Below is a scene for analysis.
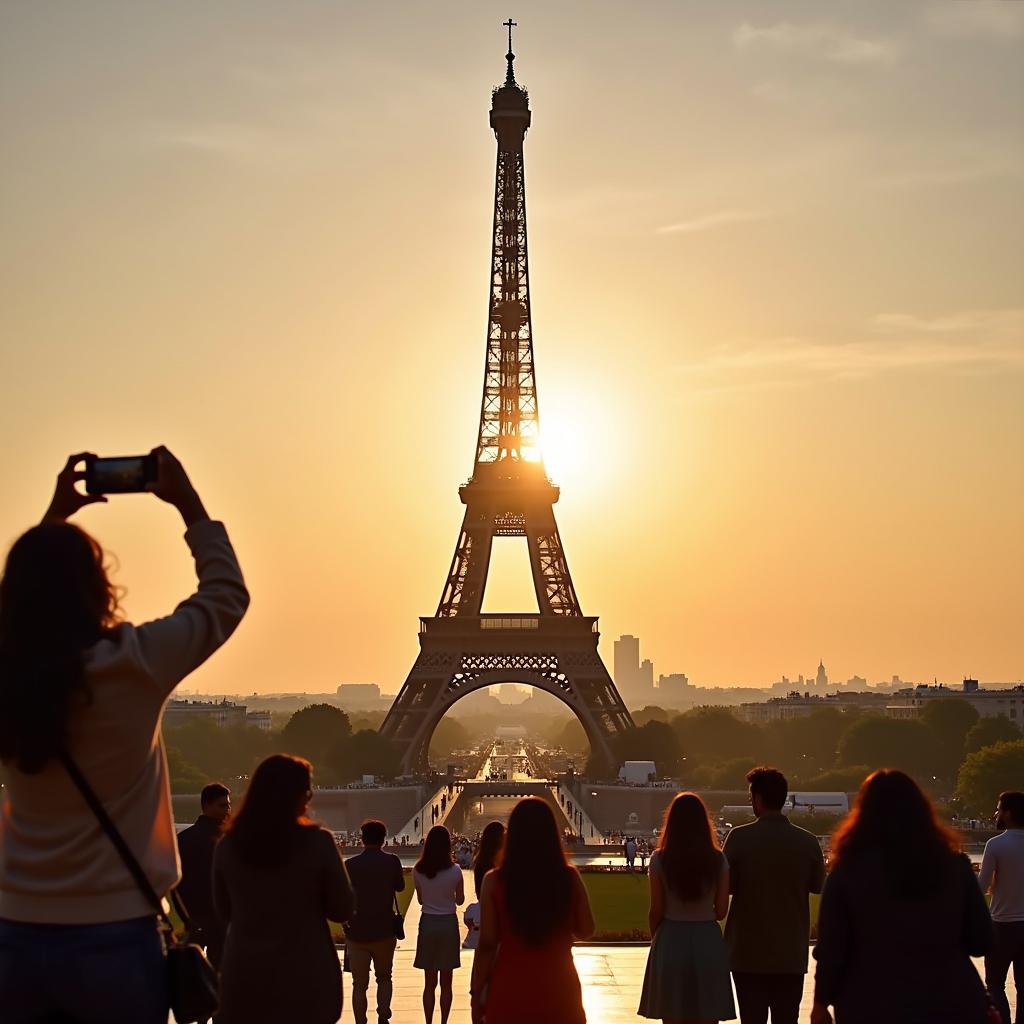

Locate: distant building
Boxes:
[888,679,1024,722]
[815,659,829,691]
[740,691,891,723]
[165,699,248,729]
[245,710,272,731]
[657,673,691,707]
[336,683,383,708]
[640,658,654,691]
[614,635,640,695]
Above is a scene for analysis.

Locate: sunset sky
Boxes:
[2,2,1021,696]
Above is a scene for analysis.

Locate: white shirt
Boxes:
[413,863,463,915]
[979,828,1024,922]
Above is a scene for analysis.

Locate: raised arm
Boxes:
[133,447,249,695]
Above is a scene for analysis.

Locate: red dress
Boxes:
[484,874,586,1024]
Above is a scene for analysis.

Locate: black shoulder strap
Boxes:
[58,749,181,931]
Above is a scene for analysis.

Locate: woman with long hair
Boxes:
[811,770,992,1024]
[470,797,594,1024]
[638,792,734,1024]
[414,824,465,1024]
[0,449,248,1024]
[463,820,505,949]
[212,754,354,1024]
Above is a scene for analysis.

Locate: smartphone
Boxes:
[85,455,158,495]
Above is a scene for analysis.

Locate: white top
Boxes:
[413,863,463,915]
[0,520,249,924]
[462,900,481,948]
[979,828,1024,922]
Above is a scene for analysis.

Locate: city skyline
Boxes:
[2,3,1022,694]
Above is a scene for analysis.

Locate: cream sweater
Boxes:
[0,518,249,924]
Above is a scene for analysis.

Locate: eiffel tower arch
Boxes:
[380,30,634,776]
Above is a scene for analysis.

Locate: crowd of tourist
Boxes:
[0,452,1022,1024]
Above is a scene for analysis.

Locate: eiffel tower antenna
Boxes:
[379,30,634,775]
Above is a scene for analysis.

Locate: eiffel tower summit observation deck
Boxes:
[380,27,634,775]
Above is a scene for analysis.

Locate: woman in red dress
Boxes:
[470,797,595,1024]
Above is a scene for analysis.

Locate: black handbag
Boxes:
[59,751,219,1024]
[393,893,405,940]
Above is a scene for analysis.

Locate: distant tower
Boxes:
[815,658,828,691]
[378,26,634,774]
[614,635,641,698]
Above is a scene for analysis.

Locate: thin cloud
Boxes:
[924,3,1024,39]
[733,22,902,66]
[677,317,1024,392]
[657,209,775,235]
[142,122,268,159]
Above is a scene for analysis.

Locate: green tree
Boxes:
[801,764,872,792]
[554,718,589,754]
[632,706,670,727]
[837,716,941,784]
[763,709,854,780]
[327,730,401,782]
[611,720,679,776]
[690,756,759,790]
[280,704,352,766]
[163,718,273,782]
[429,717,471,760]
[920,698,979,783]
[166,744,211,794]
[964,715,1021,754]
[956,740,1024,814]
[672,707,766,766]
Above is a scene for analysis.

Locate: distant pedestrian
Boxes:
[625,835,637,869]
[413,825,465,1024]
[811,769,992,1024]
[639,792,735,1022]
[464,820,505,950]
[979,790,1024,1024]
[723,766,825,1024]
[176,782,232,969]
[345,819,406,1024]
[470,797,594,1024]
[213,754,354,1024]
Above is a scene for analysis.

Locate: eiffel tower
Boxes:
[380,26,634,775]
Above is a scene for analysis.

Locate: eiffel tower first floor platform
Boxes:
[379,614,635,776]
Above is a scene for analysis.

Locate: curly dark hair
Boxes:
[0,522,121,773]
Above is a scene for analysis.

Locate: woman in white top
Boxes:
[0,448,249,1024]
[413,825,465,1024]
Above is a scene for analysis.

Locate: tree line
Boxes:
[550,698,1022,814]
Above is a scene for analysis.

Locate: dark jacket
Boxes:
[213,826,354,1024]
[176,815,222,924]
[345,846,405,942]
[813,850,991,1024]
[722,813,826,973]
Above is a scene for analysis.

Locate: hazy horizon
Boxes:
[2,2,1021,696]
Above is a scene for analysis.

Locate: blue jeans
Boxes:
[0,916,168,1024]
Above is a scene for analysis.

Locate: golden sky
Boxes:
[2,2,1021,694]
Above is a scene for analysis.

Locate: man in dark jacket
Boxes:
[345,819,406,1024]
[723,767,825,1024]
[176,782,231,967]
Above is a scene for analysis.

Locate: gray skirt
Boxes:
[413,913,461,972]
[638,919,736,1020]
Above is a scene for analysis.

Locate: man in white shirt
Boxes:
[979,790,1024,1024]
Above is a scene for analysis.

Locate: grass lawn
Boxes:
[581,872,823,942]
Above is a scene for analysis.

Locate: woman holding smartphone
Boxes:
[0,448,249,1023]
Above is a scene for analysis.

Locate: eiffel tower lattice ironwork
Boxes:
[380,31,635,775]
